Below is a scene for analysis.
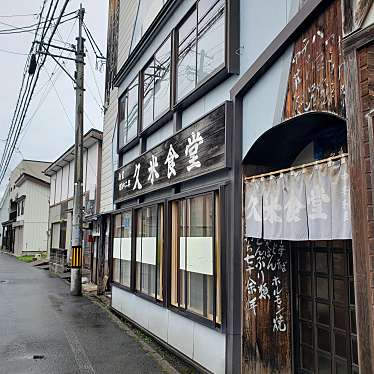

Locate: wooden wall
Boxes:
[284,0,345,119]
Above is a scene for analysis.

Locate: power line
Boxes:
[0,48,29,56]
[0,13,38,18]
[0,0,71,184]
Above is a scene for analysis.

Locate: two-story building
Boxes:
[0,160,50,256]
[98,0,374,373]
[44,128,102,276]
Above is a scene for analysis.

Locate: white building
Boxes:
[0,160,50,256]
[44,128,102,275]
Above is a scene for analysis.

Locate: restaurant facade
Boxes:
[98,0,374,372]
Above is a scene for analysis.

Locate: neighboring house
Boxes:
[0,160,50,256]
[96,0,374,373]
[44,128,102,276]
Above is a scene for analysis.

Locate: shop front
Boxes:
[110,103,233,374]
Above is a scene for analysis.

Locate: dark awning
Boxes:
[243,111,346,169]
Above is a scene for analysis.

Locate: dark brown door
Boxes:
[294,240,359,373]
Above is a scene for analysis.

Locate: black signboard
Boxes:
[114,104,229,202]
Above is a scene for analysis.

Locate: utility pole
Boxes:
[71,4,85,296]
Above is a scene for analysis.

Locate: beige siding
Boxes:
[100,0,138,213]
[117,1,138,68]
[100,88,118,213]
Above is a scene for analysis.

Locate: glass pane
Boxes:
[118,95,127,149]
[335,332,347,358]
[348,252,353,276]
[317,303,330,325]
[334,279,347,303]
[350,309,357,334]
[352,338,358,365]
[135,211,142,291]
[196,0,225,84]
[316,251,328,273]
[334,306,346,330]
[299,249,312,272]
[300,275,312,297]
[186,194,214,320]
[318,354,331,374]
[350,280,355,305]
[113,214,122,283]
[317,277,329,299]
[120,211,132,287]
[177,11,197,100]
[300,298,312,320]
[301,321,313,346]
[142,61,154,129]
[335,361,347,374]
[301,347,314,370]
[154,37,171,118]
[141,206,158,297]
[318,327,330,352]
[156,206,163,300]
[333,253,346,276]
[127,78,138,141]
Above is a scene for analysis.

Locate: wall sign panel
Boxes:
[114,104,229,202]
[284,0,345,119]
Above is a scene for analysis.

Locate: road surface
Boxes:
[0,252,173,374]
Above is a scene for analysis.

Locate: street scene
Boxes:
[1,0,374,373]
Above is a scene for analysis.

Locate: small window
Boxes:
[171,192,221,323]
[118,77,139,149]
[135,205,164,301]
[21,200,24,215]
[142,36,171,130]
[176,0,225,101]
[59,221,67,249]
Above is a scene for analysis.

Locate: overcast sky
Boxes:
[0,0,108,194]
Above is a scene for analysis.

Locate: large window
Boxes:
[142,36,172,130]
[135,205,163,301]
[177,0,225,101]
[113,211,132,287]
[171,192,221,324]
[118,78,139,149]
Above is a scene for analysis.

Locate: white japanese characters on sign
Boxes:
[185,131,204,172]
[133,163,142,190]
[164,144,179,179]
[147,155,160,185]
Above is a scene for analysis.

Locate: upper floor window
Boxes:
[118,77,139,150]
[130,0,167,52]
[176,0,225,101]
[142,36,172,130]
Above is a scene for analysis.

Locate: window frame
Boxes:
[117,76,141,153]
[111,200,166,305]
[167,189,223,329]
[134,203,165,303]
[140,34,173,134]
[111,209,135,292]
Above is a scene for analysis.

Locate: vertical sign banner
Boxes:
[242,238,291,373]
[305,164,332,240]
[245,180,263,238]
[282,171,308,241]
[331,159,351,239]
[263,177,284,240]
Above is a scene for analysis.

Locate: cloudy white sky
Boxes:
[0,0,108,193]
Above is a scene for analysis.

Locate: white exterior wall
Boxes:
[23,179,49,252]
[112,286,226,374]
[50,144,99,206]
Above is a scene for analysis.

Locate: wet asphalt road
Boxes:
[0,252,168,374]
